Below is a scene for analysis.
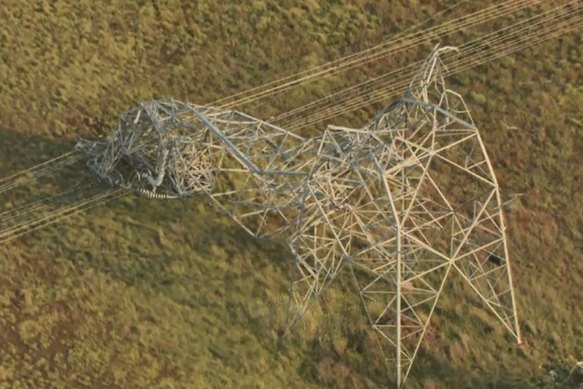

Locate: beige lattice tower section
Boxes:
[284,47,521,387]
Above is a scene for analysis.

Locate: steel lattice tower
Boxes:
[77,47,521,387]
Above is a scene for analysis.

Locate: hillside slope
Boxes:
[0,1,582,388]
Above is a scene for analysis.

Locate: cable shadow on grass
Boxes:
[0,128,287,317]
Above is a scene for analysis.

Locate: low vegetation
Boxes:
[0,1,582,387]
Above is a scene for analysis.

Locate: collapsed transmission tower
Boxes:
[75,47,521,387]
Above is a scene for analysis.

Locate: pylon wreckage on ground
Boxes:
[76,48,521,387]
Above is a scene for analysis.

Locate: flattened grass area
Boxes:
[0,1,582,388]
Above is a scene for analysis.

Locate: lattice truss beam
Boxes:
[77,47,521,387]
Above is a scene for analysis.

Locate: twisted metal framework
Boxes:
[76,48,521,387]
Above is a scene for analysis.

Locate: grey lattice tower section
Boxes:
[76,102,312,239]
[76,47,521,388]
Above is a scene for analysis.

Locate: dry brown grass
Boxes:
[0,1,582,387]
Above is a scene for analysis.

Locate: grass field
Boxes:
[0,1,582,388]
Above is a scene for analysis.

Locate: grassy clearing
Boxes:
[0,1,582,388]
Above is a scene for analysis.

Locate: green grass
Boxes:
[1,1,582,388]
